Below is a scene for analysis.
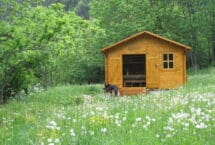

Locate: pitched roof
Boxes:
[101,31,191,53]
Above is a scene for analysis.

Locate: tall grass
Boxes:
[0,68,214,145]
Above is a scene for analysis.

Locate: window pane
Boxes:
[169,62,174,68]
[163,54,168,61]
[169,54,173,60]
[163,62,168,68]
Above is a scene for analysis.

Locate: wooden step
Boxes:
[119,87,147,96]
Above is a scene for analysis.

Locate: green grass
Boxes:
[0,68,215,145]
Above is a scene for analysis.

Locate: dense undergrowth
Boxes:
[0,68,215,145]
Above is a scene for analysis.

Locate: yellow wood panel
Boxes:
[107,58,122,88]
[146,54,160,88]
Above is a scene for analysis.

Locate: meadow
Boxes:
[0,68,215,145]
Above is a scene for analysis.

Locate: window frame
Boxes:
[162,53,174,69]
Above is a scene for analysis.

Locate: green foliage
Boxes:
[0,1,104,103]
[90,0,215,68]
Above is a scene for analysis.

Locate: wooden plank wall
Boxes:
[104,34,187,92]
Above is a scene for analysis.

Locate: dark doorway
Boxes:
[123,54,146,87]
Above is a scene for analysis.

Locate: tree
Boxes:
[0,1,104,103]
[90,0,215,68]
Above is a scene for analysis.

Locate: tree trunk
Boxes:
[0,88,4,104]
[212,12,215,63]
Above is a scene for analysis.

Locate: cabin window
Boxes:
[163,53,174,69]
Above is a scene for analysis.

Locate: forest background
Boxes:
[0,0,214,103]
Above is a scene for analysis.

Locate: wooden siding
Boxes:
[102,32,190,95]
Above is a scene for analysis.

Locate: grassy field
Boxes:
[0,68,215,145]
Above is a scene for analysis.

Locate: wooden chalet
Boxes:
[101,31,191,95]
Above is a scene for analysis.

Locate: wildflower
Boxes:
[166,134,172,138]
[142,125,147,129]
[122,117,127,121]
[145,116,151,121]
[135,117,142,122]
[56,127,61,131]
[72,119,77,123]
[196,122,208,129]
[184,122,189,127]
[70,129,76,137]
[50,121,57,126]
[89,130,94,136]
[101,128,107,133]
[114,113,119,119]
[47,138,52,142]
[96,107,104,111]
[54,138,60,143]
[156,134,160,138]
[151,118,156,122]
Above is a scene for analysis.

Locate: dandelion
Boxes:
[166,134,172,138]
[142,125,147,129]
[47,138,52,142]
[56,127,61,131]
[132,124,136,127]
[49,121,57,126]
[96,107,104,111]
[156,134,160,138]
[196,122,208,129]
[184,122,189,127]
[122,117,127,121]
[145,116,151,121]
[54,138,60,143]
[70,128,76,137]
[135,117,142,122]
[89,130,94,136]
[151,118,156,122]
[72,119,77,123]
[101,128,107,133]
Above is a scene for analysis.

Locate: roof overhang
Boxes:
[101,31,191,53]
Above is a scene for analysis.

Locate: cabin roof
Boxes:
[101,31,191,53]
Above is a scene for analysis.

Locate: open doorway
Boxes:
[123,54,146,87]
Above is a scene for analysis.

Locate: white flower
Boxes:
[156,134,160,138]
[46,125,54,130]
[132,124,136,127]
[54,138,60,143]
[122,117,127,121]
[50,121,57,126]
[70,128,76,137]
[151,118,156,122]
[135,117,142,122]
[72,119,77,123]
[142,125,147,129]
[166,134,172,138]
[184,123,189,127]
[196,122,208,129]
[67,117,71,120]
[96,107,104,111]
[89,130,94,135]
[146,116,151,121]
[48,143,54,145]
[47,138,52,142]
[101,128,107,133]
